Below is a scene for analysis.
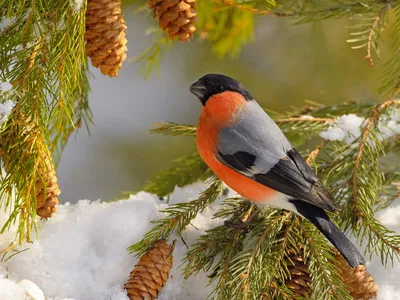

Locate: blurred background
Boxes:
[57,2,393,203]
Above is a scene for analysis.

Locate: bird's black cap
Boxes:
[189,74,253,105]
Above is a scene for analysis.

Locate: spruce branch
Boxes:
[197,0,255,58]
[298,220,351,299]
[183,199,251,299]
[132,30,173,79]
[128,177,223,257]
[140,151,210,198]
[0,0,90,241]
[275,117,335,124]
[306,139,328,165]
[352,100,400,217]
[213,0,291,17]
[364,5,390,66]
[151,122,197,137]
[0,110,56,242]
[346,3,390,66]
[228,210,292,299]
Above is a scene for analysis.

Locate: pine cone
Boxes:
[149,0,197,42]
[335,252,378,300]
[125,240,174,300]
[285,253,312,298]
[35,149,60,218]
[85,0,128,77]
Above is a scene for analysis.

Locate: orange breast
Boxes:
[196,92,277,202]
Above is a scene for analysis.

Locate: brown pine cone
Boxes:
[125,240,174,300]
[85,0,128,77]
[285,253,312,298]
[35,149,60,218]
[149,0,197,42]
[335,252,378,300]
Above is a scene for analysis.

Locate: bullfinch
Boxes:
[190,73,365,268]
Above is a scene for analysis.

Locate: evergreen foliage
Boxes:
[137,0,400,96]
[131,100,400,299]
[0,1,90,241]
[1,0,400,298]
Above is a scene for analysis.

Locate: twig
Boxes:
[276,117,335,124]
[213,0,292,17]
[0,242,15,256]
[365,15,380,66]
[365,5,389,66]
[352,100,400,217]
[306,139,328,164]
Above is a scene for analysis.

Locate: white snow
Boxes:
[0,183,228,300]
[0,82,12,92]
[320,114,365,143]
[320,110,400,144]
[378,109,400,139]
[0,100,14,126]
[372,201,400,299]
[70,0,84,12]
[0,184,399,299]
[0,274,44,300]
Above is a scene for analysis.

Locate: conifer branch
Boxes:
[0,0,89,240]
[306,139,328,165]
[275,117,335,124]
[365,6,387,66]
[352,100,400,217]
[128,177,223,257]
[140,152,210,198]
[151,122,197,137]
[213,0,291,17]
[298,221,351,299]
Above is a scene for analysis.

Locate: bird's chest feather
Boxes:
[196,109,277,202]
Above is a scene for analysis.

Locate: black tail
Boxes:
[291,200,365,268]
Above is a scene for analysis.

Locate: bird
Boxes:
[190,73,365,268]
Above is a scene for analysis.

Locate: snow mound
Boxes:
[0,183,225,300]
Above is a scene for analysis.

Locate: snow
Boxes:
[320,109,400,144]
[320,114,365,143]
[0,275,44,300]
[70,0,84,12]
[0,81,15,126]
[0,183,399,299]
[372,201,400,300]
[0,100,14,126]
[0,183,227,300]
[378,109,400,139]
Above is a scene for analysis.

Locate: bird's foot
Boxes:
[224,209,260,230]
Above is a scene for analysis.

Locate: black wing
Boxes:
[218,148,338,212]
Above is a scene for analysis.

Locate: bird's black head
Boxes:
[189,74,253,105]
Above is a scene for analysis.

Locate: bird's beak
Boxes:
[189,80,207,99]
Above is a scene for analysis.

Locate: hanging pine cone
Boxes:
[285,252,312,298]
[85,0,128,77]
[148,0,197,42]
[335,252,378,300]
[35,148,60,218]
[125,240,174,300]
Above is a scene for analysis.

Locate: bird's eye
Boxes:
[216,85,224,92]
